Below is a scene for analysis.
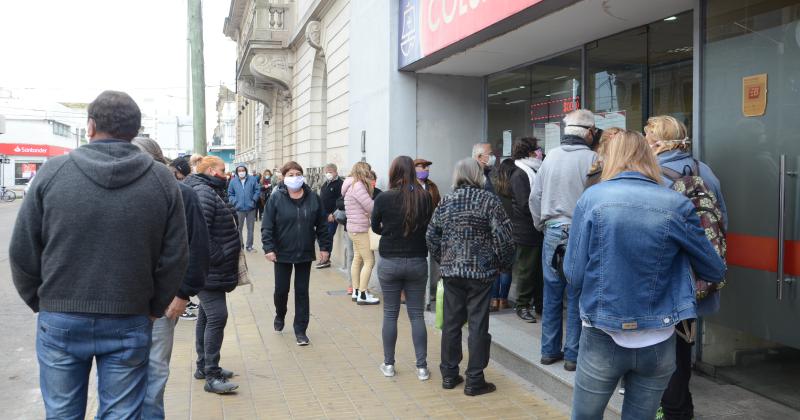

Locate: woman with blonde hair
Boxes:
[342,161,380,304]
[564,130,726,419]
[646,116,727,419]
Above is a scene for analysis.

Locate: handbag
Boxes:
[237,250,253,290]
[369,229,381,251]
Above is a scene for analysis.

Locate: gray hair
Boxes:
[132,137,167,164]
[452,158,485,189]
[471,142,491,158]
[324,163,338,172]
[563,109,596,138]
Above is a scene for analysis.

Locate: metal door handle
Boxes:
[777,155,796,300]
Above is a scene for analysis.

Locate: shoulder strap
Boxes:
[661,166,683,182]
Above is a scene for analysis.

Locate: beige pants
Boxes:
[349,231,374,292]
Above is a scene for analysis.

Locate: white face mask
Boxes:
[237,171,246,178]
[284,175,305,190]
[486,154,496,167]
[325,173,334,181]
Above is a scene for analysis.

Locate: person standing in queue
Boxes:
[427,158,515,396]
[342,162,380,305]
[318,163,344,269]
[564,130,726,420]
[262,161,332,346]
[373,156,434,381]
[184,156,241,394]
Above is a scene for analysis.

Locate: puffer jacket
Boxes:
[184,174,240,292]
[262,183,332,263]
[426,185,516,280]
[341,177,374,233]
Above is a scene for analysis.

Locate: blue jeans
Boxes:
[36,311,152,420]
[492,272,512,299]
[572,327,676,420]
[378,257,428,368]
[541,225,581,362]
[144,316,178,420]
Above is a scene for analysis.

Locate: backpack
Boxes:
[662,160,727,301]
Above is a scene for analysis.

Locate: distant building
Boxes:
[209,86,237,172]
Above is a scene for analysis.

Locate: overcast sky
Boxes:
[0,0,236,139]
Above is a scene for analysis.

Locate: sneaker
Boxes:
[351,289,359,302]
[357,291,380,305]
[180,310,197,320]
[618,387,625,396]
[442,375,464,390]
[515,307,536,323]
[316,261,331,269]
[416,367,431,381]
[380,363,396,377]
[187,302,199,311]
[296,333,310,346]
[274,316,284,332]
[204,374,238,394]
[194,367,234,380]
[464,382,496,396]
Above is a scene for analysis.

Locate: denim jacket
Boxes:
[563,171,727,332]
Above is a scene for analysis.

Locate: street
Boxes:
[2,200,568,419]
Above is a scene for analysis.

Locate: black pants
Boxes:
[513,244,543,311]
[274,262,312,334]
[195,290,228,375]
[440,277,493,387]
[661,320,694,419]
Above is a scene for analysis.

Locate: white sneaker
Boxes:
[351,289,358,302]
[357,291,380,305]
[416,367,430,381]
[380,363,396,377]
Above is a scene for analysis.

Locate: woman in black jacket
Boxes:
[262,161,332,346]
[184,156,241,395]
[372,156,433,381]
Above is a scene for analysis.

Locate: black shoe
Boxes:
[442,375,464,389]
[187,302,199,311]
[540,356,563,365]
[204,374,239,394]
[564,360,577,372]
[464,382,497,396]
[515,307,536,323]
[180,310,197,321]
[194,367,234,380]
[296,333,310,346]
[274,316,284,332]
[316,261,331,269]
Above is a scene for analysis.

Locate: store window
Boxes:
[530,50,581,152]
[15,161,41,185]
[487,68,531,157]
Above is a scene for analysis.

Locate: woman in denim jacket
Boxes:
[563,130,726,420]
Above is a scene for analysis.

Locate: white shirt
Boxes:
[583,321,674,349]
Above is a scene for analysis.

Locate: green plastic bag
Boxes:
[435,279,444,329]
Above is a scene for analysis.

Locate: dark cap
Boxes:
[170,156,191,177]
[414,158,432,167]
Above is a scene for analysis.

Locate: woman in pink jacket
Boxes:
[342,162,380,305]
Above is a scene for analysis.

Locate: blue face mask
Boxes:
[284,175,305,190]
[416,170,429,180]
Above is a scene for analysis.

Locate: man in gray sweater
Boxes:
[529,109,598,372]
[10,91,189,419]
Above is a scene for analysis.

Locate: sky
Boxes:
[0,0,236,142]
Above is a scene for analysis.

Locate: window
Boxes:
[51,121,71,137]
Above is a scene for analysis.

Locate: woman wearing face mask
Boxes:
[262,161,332,346]
[414,158,441,208]
[342,162,380,305]
[183,156,241,394]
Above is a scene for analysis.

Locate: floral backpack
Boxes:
[663,160,727,300]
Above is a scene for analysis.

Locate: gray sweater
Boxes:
[530,139,597,230]
[10,140,189,317]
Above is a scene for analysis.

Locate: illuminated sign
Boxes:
[531,96,581,122]
[399,0,545,68]
[0,143,72,157]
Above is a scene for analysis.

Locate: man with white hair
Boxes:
[529,109,599,372]
[472,142,497,193]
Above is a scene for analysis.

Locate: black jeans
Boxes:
[195,290,228,375]
[513,244,543,311]
[440,277,493,387]
[378,257,428,368]
[274,262,312,334]
[661,320,695,420]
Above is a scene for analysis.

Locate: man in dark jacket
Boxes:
[509,138,544,323]
[10,91,189,418]
[228,163,261,252]
[317,163,343,269]
[132,137,210,419]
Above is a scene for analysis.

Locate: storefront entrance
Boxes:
[700,0,800,410]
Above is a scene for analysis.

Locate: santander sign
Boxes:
[420,0,543,56]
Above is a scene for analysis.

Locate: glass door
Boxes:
[701,0,800,410]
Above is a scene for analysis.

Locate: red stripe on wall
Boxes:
[727,233,800,276]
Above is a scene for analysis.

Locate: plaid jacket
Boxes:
[426,185,515,280]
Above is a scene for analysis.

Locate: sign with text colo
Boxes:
[399,0,544,68]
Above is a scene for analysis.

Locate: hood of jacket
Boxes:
[235,164,248,176]
[69,141,153,189]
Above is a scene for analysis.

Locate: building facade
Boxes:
[224,0,350,186]
[210,86,238,171]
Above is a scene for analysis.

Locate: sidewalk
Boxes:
[85,233,569,419]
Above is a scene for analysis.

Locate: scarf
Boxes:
[514,157,541,188]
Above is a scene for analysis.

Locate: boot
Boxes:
[489,299,499,312]
[499,299,510,310]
